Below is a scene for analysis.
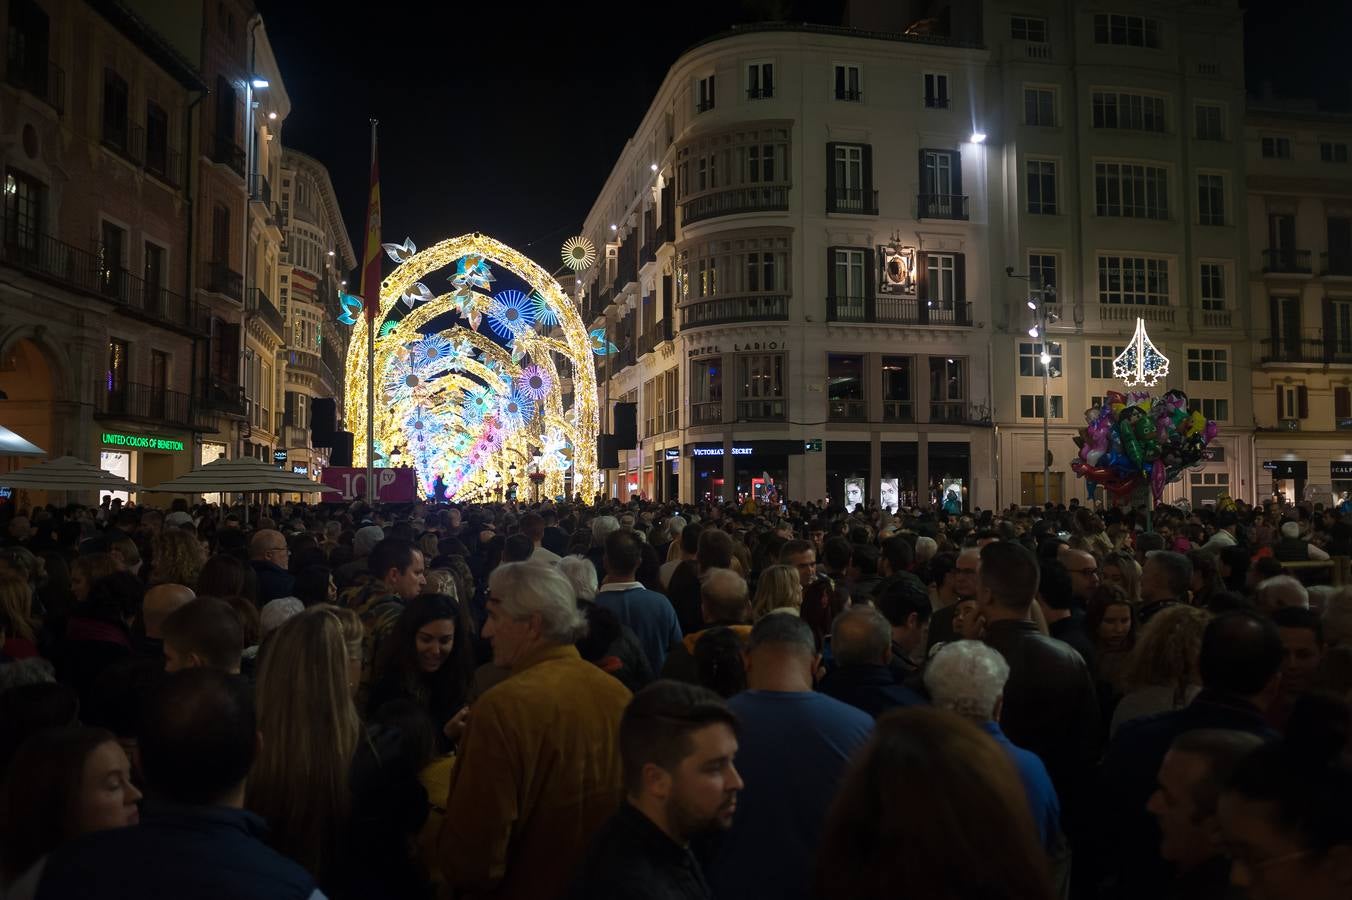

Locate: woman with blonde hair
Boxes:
[0,573,38,658]
[752,564,802,619]
[150,527,205,588]
[69,554,119,605]
[1110,604,1211,735]
[247,605,361,882]
[1101,552,1142,606]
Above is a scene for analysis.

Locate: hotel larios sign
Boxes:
[101,432,184,452]
[687,341,781,360]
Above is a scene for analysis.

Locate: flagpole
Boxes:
[365,118,377,507]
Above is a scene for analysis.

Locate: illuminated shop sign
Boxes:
[101,433,184,451]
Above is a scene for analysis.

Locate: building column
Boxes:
[917,431,930,507]
[722,436,736,503]
[869,431,882,506]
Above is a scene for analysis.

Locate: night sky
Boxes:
[256,0,1348,281]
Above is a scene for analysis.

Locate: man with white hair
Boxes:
[439,561,631,900]
[1273,519,1330,562]
[1254,574,1310,613]
[587,515,621,581]
[924,640,1062,852]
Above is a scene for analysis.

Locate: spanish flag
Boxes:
[359,120,381,321]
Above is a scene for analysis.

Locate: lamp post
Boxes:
[241,58,267,463]
[1007,269,1059,505]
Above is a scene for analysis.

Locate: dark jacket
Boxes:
[661,623,752,684]
[252,559,297,603]
[818,663,927,718]
[666,560,703,636]
[1094,690,1276,897]
[983,618,1101,835]
[1049,613,1098,671]
[36,804,317,900]
[542,525,570,558]
[926,602,959,650]
[568,802,711,900]
[1274,536,1310,562]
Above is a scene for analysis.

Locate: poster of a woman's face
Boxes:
[845,478,865,510]
[880,478,899,514]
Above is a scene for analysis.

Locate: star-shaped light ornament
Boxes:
[382,237,417,264]
[1113,318,1170,387]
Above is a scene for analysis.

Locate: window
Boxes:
[1094,162,1169,219]
[834,64,861,101]
[696,258,717,297]
[1195,104,1224,140]
[1331,299,1352,353]
[107,338,128,392]
[663,369,679,432]
[1092,91,1166,132]
[1019,342,1062,377]
[99,220,127,297]
[1011,15,1048,41]
[1321,141,1349,163]
[1189,471,1230,507]
[1277,384,1308,420]
[924,73,950,108]
[643,379,658,439]
[929,357,966,421]
[926,253,956,304]
[145,102,169,177]
[747,62,773,99]
[1020,394,1064,418]
[1336,386,1352,427]
[1261,136,1292,159]
[882,356,913,421]
[102,69,129,152]
[3,168,45,250]
[1021,471,1064,505]
[1024,87,1055,126]
[144,242,166,304]
[833,142,865,190]
[745,144,777,182]
[1200,263,1226,311]
[1026,160,1057,214]
[150,350,168,395]
[1098,256,1169,306]
[1271,296,1301,354]
[1093,13,1162,48]
[744,251,778,292]
[1188,398,1229,422]
[1089,344,1126,379]
[7,0,51,94]
[828,354,865,420]
[833,248,867,303]
[738,353,785,420]
[696,74,715,112]
[1187,348,1228,382]
[921,149,959,197]
[1029,253,1057,291]
[1197,173,1225,225]
[214,74,236,144]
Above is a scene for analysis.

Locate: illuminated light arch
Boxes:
[345,233,598,500]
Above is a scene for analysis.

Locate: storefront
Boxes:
[881,441,920,512]
[687,441,801,504]
[826,441,870,512]
[98,429,192,505]
[1263,459,1308,505]
[1332,460,1352,506]
[929,441,971,513]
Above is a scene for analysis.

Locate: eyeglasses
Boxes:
[1068,568,1100,577]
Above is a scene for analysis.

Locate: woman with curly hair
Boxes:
[149,527,205,589]
[1110,604,1211,736]
[1100,551,1142,606]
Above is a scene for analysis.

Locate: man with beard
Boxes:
[569,681,743,899]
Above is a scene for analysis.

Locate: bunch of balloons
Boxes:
[1071,389,1218,504]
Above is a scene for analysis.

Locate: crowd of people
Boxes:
[0,491,1349,900]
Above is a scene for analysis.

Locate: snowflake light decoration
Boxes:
[485,290,536,339]
[462,385,493,423]
[518,364,554,399]
[384,363,428,401]
[409,335,454,368]
[528,290,558,327]
[1113,318,1170,387]
[561,236,597,271]
[498,388,536,428]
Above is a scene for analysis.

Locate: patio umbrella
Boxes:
[0,425,46,457]
[0,455,141,491]
[142,456,338,495]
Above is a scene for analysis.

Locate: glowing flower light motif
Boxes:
[1113,318,1170,387]
[336,292,364,325]
[384,362,427,400]
[378,319,400,337]
[507,339,527,365]
[449,254,495,298]
[409,335,454,368]
[481,420,505,452]
[561,236,597,271]
[462,386,493,423]
[518,364,554,400]
[528,290,558,327]
[485,290,536,339]
[444,338,475,371]
[589,327,618,356]
[401,282,434,309]
[498,388,536,428]
[382,237,417,264]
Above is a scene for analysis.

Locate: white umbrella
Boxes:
[0,455,141,490]
[142,456,339,495]
[0,425,46,457]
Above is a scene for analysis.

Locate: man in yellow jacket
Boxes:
[439,561,632,899]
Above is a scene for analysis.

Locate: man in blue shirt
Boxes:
[596,529,682,674]
[707,614,873,900]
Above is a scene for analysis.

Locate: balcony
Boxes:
[4,57,64,113]
[1260,337,1352,365]
[681,185,789,226]
[144,143,182,188]
[826,295,972,326]
[101,119,144,166]
[1025,42,1053,60]
[692,402,722,426]
[827,188,879,215]
[638,318,673,356]
[737,399,785,421]
[249,287,285,339]
[286,349,322,376]
[747,87,773,99]
[211,134,246,178]
[0,217,204,333]
[249,173,272,205]
[835,89,863,102]
[199,377,246,418]
[883,400,914,422]
[1322,250,1352,276]
[696,99,715,113]
[680,293,788,329]
[918,193,969,220]
[829,399,866,421]
[1262,248,1312,274]
[1098,302,1175,325]
[202,261,243,302]
[96,381,194,429]
[930,402,967,422]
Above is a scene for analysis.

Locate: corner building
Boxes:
[581,16,996,508]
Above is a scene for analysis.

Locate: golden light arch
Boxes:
[344,233,599,500]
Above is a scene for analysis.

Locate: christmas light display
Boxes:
[1113,318,1170,387]
[344,232,599,500]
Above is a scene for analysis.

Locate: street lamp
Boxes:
[1007,268,1059,505]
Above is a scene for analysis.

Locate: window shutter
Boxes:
[1323,297,1336,361]
[1336,386,1352,419]
[919,149,929,197]
[954,252,967,301]
[708,74,715,108]
[916,251,930,300]
[764,64,774,96]
[1298,385,1309,418]
[952,150,964,197]
[1276,384,1285,419]
[826,142,838,201]
[1269,297,1281,348]
[864,247,876,320]
[826,246,838,299]
[862,144,874,200]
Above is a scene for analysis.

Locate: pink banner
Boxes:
[320,467,418,503]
